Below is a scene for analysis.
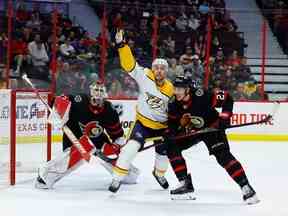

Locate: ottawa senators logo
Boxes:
[185,116,205,132]
[79,121,103,138]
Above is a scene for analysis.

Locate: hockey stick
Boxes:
[142,101,280,151]
[22,74,91,161]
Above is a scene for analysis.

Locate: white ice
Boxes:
[0,141,287,216]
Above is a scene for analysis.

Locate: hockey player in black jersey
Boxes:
[165,76,259,204]
[35,81,139,189]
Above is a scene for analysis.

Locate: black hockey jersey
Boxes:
[167,88,233,134]
[62,94,123,149]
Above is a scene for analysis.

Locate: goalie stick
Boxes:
[22,74,91,161]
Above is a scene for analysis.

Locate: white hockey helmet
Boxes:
[152,58,169,71]
[89,80,108,106]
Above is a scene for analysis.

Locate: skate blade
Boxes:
[171,193,196,200]
[34,181,50,189]
[245,195,260,205]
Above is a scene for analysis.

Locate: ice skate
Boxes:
[170,174,196,200]
[108,178,122,193]
[242,184,260,205]
[152,169,169,189]
[35,176,50,189]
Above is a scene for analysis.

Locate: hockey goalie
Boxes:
[35,81,139,189]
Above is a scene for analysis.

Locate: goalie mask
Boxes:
[89,81,108,107]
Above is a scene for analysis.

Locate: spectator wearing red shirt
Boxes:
[11,36,28,75]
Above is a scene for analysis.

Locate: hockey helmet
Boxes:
[89,80,108,106]
[173,75,191,88]
[152,58,169,71]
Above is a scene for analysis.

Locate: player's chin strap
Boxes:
[143,101,281,151]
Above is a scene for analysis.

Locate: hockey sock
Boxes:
[113,139,141,179]
[169,155,188,181]
[215,152,249,187]
[154,153,169,177]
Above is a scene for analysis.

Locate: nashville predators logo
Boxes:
[145,92,166,113]
[79,121,103,138]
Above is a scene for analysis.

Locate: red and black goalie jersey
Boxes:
[62,94,124,150]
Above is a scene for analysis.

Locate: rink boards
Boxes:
[112,100,288,141]
[0,92,287,144]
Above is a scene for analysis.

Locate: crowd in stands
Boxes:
[0,0,264,101]
[0,0,101,93]
[256,0,288,55]
[90,0,261,100]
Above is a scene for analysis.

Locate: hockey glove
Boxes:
[101,143,121,160]
[180,113,192,128]
[115,29,125,48]
[218,112,232,129]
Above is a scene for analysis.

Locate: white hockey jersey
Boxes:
[118,45,174,129]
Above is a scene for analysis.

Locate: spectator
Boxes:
[28,34,49,66]
[231,83,249,100]
[27,34,49,80]
[179,46,194,67]
[167,58,184,81]
[26,13,42,30]
[56,62,77,95]
[162,35,175,59]
[60,38,76,60]
[15,1,30,27]
[108,79,124,98]
[234,56,252,83]
[11,35,28,75]
[188,13,200,30]
[175,13,188,32]
[184,54,204,85]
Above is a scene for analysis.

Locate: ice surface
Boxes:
[0,141,287,216]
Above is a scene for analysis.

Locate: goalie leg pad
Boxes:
[36,136,95,189]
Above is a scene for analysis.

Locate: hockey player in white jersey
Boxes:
[108,29,174,193]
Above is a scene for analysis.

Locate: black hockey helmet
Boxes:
[173,75,191,88]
